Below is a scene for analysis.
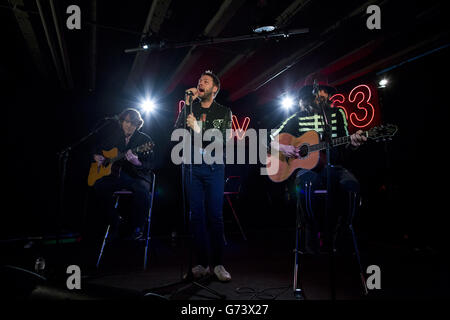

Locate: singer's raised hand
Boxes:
[185,87,198,105]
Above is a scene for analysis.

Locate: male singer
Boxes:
[174,70,232,281]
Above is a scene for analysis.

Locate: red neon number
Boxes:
[329,84,376,129]
[231,115,250,140]
[348,84,375,128]
[330,93,348,120]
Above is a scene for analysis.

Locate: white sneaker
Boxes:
[190,265,210,279]
[213,265,231,282]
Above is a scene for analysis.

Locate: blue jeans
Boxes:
[186,163,225,267]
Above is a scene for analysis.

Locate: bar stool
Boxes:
[223,176,247,241]
[96,172,156,271]
[293,184,368,298]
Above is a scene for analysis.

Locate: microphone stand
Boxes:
[317,95,336,301]
[161,93,225,300]
[56,118,115,253]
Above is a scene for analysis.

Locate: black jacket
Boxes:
[174,100,232,162]
[175,100,232,137]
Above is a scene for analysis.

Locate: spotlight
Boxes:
[378,78,388,88]
[281,95,295,110]
[142,44,149,50]
[253,25,276,33]
[140,98,155,113]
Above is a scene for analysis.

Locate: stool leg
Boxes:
[144,173,156,271]
[293,221,305,299]
[332,216,343,253]
[293,190,307,299]
[349,223,368,295]
[348,192,368,295]
[226,195,247,241]
[143,203,153,270]
[96,224,110,269]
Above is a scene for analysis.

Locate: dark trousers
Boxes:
[186,163,225,267]
[92,171,151,237]
[295,165,360,253]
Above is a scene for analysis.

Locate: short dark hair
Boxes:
[118,108,144,130]
[201,70,220,97]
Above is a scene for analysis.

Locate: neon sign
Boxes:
[231,115,250,140]
[330,83,380,131]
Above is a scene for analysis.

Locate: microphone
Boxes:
[104,115,119,121]
[312,79,319,96]
[185,90,194,96]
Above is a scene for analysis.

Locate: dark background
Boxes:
[2,0,449,255]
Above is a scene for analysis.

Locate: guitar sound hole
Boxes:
[298,145,309,158]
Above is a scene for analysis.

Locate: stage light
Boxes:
[378,78,388,88]
[253,25,276,33]
[281,95,295,110]
[142,44,149,50]
[140,98,155,113]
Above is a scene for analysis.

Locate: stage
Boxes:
[1,226,447,300]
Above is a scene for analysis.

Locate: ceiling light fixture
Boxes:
[253,25,276,33]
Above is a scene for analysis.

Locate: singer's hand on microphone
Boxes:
[185,87,198,105]
[186,113,201,133]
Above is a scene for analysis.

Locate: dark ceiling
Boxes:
[3,0,448,107]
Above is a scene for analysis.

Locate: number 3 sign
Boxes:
[330,84,380,132]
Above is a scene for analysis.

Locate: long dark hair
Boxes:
[118,108,144,130]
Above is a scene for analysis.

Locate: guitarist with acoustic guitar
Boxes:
[269,83,366,254]
[90,108,155,242]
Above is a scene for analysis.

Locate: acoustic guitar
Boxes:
[87,141,154,186]
[266,124,398,183]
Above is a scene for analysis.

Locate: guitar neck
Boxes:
[310,131,368,152]
[110,145,142,163]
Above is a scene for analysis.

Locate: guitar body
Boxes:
[87,147,120,186]
[267,131,320,183]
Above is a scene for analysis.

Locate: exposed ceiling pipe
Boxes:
[7,0,49,78]
[49,0,73,89]
[229,0,380,101]
[88,0,97,92]
[35,0,66,88]
[125,0,172,91]
[164,0,245,94]
[219,0,310,79]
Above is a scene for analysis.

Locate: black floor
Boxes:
[1,226,448,301]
